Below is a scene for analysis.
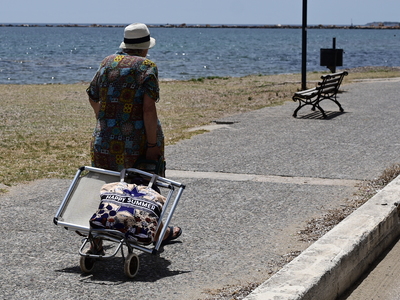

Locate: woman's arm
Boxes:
[89,98,101,119]
[143,93,161,160]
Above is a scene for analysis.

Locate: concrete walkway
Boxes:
[1,77,400,300]
[342,237,400,300]
[243,173,400,300]
[167,77,400,300]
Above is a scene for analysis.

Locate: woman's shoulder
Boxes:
[142,58,157,68]
[99,53,119,65]
[110,53,156,66]
[99,53,157,77]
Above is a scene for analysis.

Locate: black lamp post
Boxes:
[301,0,307,90]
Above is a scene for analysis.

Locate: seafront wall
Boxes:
[2,23,400,29]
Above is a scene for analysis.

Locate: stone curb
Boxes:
[244,175,400,300]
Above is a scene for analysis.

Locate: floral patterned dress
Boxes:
[87,52,164,171]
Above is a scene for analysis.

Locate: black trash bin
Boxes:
[320,48,343,68]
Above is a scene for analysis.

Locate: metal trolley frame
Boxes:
[54,166,185,278]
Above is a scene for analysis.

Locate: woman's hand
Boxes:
[146,146,161,161]
[89,98,101,119]
[143,94,161,161]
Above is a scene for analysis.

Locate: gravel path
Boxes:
[1,78,400,299]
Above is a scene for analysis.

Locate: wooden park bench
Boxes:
[292,71,348,118]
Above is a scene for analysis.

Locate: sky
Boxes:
[1,0,399,26]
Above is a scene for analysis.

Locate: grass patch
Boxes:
[1,67,399,188]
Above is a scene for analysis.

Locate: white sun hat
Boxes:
[119,23,156,50]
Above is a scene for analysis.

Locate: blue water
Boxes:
[0,26,399,84]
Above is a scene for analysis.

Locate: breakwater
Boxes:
[1,23,400,29]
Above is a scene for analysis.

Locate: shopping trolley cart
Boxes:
[54,166,185,278]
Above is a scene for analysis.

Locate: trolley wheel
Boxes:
[124,253,139,278]
[80,250,96,274]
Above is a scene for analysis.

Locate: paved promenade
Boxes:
[341,238,400,299]
[1,77,400,299]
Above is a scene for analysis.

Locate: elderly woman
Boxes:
[87,23,163,171]
[87,23,181,251]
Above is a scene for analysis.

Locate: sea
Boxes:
[1,25,399,84]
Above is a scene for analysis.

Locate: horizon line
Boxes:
[2,21,400,27]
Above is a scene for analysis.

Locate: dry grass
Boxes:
[1,67,399,189]
[0,84,92,189]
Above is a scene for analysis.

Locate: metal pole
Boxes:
[332,37,336,73]
[301,0,307,90]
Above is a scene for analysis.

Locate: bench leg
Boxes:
[293,101,305,118]
[318,107,328,118]
[313,102,327,118]
[321,96,344,113]
[293,101,327,118]
[333,99,344,112]
[293,107,300,118]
